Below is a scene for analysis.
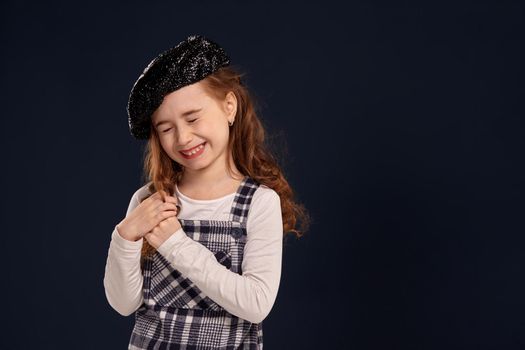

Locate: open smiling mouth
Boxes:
[179,142,206,159]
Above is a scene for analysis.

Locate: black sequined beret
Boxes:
[126,34,231,140]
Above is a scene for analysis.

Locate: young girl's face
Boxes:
[151,81,237,174]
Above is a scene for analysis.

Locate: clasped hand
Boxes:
[144,190,182,249]
[117,190,181,249]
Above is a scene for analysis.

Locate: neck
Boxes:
[179,153,243,190]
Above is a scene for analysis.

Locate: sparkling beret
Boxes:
[126,34,231,139]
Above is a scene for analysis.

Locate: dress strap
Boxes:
[228,176,260,224]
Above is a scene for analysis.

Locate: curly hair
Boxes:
[137,65,311,267]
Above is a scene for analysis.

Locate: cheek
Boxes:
[208,119,229,136]
[197,123,218,138]
[158,137,173,154]
[206,125,229,144]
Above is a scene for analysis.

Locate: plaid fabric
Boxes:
[129,176,264,349]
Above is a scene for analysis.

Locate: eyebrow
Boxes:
[154,108,203,127]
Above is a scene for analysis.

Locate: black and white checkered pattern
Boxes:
[129,176,264,349]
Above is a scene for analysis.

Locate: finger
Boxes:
[148,193,179,209]
[149,191,162,200]
[150,190,172,201]
[156,209,178,222]
[149,192,178,204]
[140,192,160,206]
[150,199,175,213]
[162,196,180,205]
[160,202,178,211]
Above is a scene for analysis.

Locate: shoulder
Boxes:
[252,184,280,205]
[124,182,154,217]
[249,184,282,219]
[130,181,154,204]
[246,184,283,232]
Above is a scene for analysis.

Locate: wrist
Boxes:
[157,228,186,257]
[116,223,139,242]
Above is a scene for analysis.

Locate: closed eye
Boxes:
[161,119,198,133]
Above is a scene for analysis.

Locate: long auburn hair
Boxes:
[138,65,311,266]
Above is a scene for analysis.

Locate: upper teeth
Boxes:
[182,143,204,155]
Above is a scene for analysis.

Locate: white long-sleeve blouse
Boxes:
[103,182,283,324]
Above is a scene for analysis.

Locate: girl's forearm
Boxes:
[157,227,282,324]
[103,226,144,316]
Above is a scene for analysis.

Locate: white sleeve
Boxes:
[103,189,146,316]
[156,188,283,324]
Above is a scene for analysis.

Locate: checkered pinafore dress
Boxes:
[129,176,263,349]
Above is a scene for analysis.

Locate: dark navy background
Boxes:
[1,1,523,349]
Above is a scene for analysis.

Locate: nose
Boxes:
[175,125,192,147]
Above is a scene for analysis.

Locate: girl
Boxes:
[103,34,309,349]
